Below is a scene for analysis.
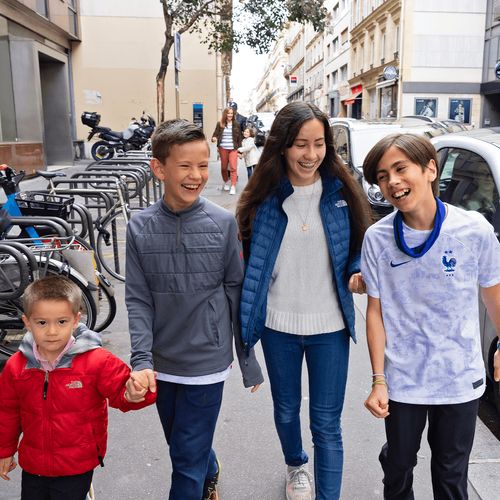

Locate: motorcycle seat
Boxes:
[108,130,124,139]
[95,126,111,133]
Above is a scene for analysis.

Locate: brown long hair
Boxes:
[236,102,371,250]
[220,107,234,127]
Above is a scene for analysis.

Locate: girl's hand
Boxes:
[211,137,217,143]
[349,272,366,294]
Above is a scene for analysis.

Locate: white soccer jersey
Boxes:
[361,204,500,404]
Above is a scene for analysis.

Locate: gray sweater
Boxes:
[125,197,263,387]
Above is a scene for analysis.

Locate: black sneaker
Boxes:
[202,458,221,500]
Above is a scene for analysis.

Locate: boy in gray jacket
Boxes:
[125,119,263,500]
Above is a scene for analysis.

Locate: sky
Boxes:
[230,46,267,115]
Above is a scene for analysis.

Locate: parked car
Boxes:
[330,118,447,218]
[246,112,275,147]
[431,128,500,412]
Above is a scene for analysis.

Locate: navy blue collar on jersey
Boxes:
[393,197,446,258]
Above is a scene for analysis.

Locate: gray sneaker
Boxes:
[286,464,313,500]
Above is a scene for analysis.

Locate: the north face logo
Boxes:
[66,380,83,389]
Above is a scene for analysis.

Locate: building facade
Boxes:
[0,0,80,173]
[74,0,226,151]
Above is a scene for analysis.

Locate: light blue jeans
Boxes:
[261,327,350,500]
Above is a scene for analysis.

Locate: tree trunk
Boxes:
[156,35,174,124]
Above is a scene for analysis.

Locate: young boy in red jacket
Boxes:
[0,276,155,499]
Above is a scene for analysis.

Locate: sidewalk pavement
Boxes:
[1,153,498,499]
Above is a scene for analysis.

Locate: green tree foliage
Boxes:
[156,0,327,121]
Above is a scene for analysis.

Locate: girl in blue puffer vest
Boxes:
[236,102,371,500]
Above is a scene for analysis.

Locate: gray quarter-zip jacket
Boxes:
[125,196,263,387]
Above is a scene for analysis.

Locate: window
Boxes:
[327,43,331,59]
[340,64,348,81]
[333,3,339,19]
[439,148,499,228]
[341,28,348,45]
[36,0,48,17]
[327,74,331,90]
[332,126,350,166]
[333,37,339,53]
[332,70,338,85]
[68,0,78,36]
[370,38,375,66]
[381,31,386,62]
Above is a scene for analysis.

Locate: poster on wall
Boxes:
[415,98,437,118]
[448,99,471,124]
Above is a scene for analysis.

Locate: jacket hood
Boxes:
[19,323,102,369]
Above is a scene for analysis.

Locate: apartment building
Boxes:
[254,34,288,112]
[0,0,80,173]
[324,0,351,117]
[283,23,306,103]
[481,0,500,126]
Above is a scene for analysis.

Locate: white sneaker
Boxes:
[229,185,236,195]
[222,182,230,191]
[286,464,312,500]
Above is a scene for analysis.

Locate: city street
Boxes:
[1,156,498,500]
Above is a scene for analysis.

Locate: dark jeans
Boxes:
[261,327,350,500]
[246,165,255,179]
[156,380,224,500]
[21,470,93,500]
[380,398,479,500]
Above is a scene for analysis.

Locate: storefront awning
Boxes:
[375,78,397,89]
[343,90,362,105]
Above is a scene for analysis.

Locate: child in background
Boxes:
[0,276,155,500]
[361,133,500,499]
[238,127,261,179]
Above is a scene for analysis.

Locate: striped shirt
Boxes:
[219,124,234,149]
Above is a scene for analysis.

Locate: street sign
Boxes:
[174,32,181,69]
[383,65,398,80]
[290,75,298,86]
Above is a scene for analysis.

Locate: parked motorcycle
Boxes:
[81,111,156,160]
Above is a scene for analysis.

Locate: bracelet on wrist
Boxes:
[372,380,388,388]
[372,373,385,378]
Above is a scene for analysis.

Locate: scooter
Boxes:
[81,111,156,160]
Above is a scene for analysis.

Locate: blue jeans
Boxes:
[261,327,350,500]
[156,380,224,500]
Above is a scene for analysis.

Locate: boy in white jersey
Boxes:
[360,133,500,500]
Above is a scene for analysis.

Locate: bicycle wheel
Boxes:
[94,272,117,332]
[45,262,97,330]
[96,212,127,281]
[0,244,30,300]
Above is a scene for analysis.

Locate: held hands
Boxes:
[0,456,17,481]
[364,384,390,419]
[124,369,157,403]
[349,272,366,294]
[211,137,217,143]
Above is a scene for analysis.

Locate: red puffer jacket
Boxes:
[0,344,155,477]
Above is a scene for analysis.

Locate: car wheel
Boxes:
[487,338,500,414]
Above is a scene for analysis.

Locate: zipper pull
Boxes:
[43,371,49,400]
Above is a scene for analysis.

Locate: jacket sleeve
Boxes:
[125,223,155,371]
[346,249,361,280]
[97,352,156,412]
[212,123,220,140]
[238,138,255,153]
[224,217,264,388]
[0,360,22,459]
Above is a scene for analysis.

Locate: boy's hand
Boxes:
[130,369,157,394]
[349,272,366,294]
[364,385,390,418]
[125,377,146,403]
[0,456,17,481]
[250,383,261,393]
[494,348,500,382]
[211,137,217,143]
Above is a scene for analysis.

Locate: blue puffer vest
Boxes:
[240,173,360,353]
